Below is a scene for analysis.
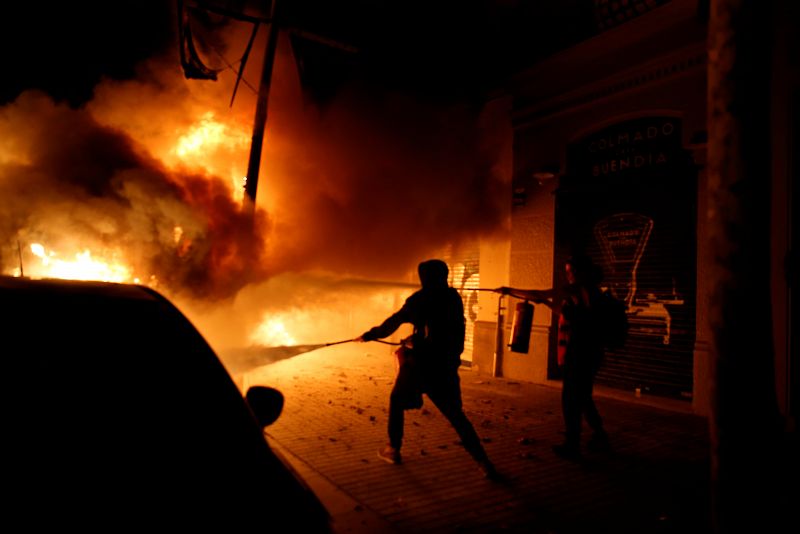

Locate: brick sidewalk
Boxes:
[244,344,711,534]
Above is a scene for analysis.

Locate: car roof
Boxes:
[1,275,331,530]
[0,274,162,301]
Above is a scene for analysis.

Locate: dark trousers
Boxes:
[561,361,604,446]
[388,369,489,464]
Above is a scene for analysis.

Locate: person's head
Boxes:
[418,259,449,289]
[565,254,603,286]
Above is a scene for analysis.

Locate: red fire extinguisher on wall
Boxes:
[508,300,534,353]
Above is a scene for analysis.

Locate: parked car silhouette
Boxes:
[1,275,331,531]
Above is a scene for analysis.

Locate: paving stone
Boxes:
[248,345,710,533]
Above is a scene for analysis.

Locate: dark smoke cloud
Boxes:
[0,91,268,300]
[1,25,510,303]
[251,42,511,281]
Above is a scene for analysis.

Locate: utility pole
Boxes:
[243,0,280,219]
[179,0,357,220]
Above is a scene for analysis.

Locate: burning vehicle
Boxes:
[1,275,332,531]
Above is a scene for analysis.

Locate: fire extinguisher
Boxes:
[508,300,534,353]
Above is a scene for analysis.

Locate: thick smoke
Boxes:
[1,23,509,305]
[255,80,510,280]
[0,91,269,300]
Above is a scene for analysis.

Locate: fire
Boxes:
[171,111,250,201]
[250,315,298,347]
[26,243,133,283]
[174,112,230,157]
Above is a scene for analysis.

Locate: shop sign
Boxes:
[567,117,682,179]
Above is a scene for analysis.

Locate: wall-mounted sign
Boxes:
[593,0,672,32]
[566,116,683,181]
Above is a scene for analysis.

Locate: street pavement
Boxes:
[242,343,711,534]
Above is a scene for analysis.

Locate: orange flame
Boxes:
[170,111,250,202]
[27,243,134,283]
[249,314,298,346]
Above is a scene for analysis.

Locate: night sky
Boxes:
[1,0,596,107]
[1,2,176,106]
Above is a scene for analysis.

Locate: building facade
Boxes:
[471,0,796,424]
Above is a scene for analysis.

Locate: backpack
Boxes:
[597,290,629,350]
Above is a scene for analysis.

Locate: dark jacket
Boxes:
[363,286,466,372]
[559,283,605,371]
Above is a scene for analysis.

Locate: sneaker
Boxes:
[552,442,581,461]
[377,445,401,465]
[586,431,611,452]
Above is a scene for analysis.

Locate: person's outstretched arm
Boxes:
[493,286,559,310]
[356,304,412,342]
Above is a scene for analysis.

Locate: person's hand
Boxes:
[530,294,545,304]
[494,286,512,295]
[358,329,377,342]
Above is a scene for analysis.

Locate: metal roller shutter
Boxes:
[443,242,481,363]
[551,116,697,400]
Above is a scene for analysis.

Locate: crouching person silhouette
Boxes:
[357,259,498,479]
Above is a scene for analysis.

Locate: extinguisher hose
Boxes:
[324,289,510,349]
[324,338,401,347]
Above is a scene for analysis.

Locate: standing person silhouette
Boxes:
[357,259,498,479]
[496,254,610,460]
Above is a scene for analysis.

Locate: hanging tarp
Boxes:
[178,0,220,80]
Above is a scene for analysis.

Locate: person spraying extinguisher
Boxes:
[356,259,499,480]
